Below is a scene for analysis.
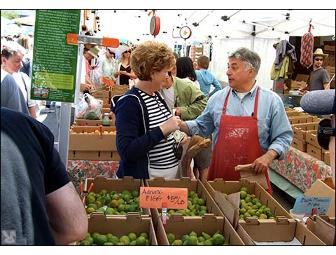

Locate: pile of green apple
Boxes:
[167,231,227,246]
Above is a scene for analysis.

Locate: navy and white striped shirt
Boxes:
[137,89,179,171]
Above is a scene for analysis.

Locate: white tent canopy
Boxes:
[98,10,335,43]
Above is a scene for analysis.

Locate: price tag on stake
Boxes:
[139,187,188,209]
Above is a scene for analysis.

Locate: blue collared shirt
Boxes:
[196,69,222,96]
[186,84,293,160]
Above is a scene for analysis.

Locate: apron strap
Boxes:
[253,87,260,119]
[222,88,232,114]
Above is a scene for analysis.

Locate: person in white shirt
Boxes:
[1,46,37,118]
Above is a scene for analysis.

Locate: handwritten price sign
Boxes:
[139,187,188,209]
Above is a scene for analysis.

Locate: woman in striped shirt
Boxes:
[112,41,183,179]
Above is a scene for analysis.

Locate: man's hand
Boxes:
[251,150,278,174]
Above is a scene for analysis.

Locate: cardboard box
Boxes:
[288,115,315,125]
[237,218,325,245]
[324,45,335,52]
[325,55,335,67]
[204,179,292,228]
[306,143,322,160]
[306,215,335,245]
[74,117,115,126]
[323,150,330,165]
[286,111,305,117]
[111,85,129,96]
[85,176,150,217]
[156,214,244,245]
[69,126,117,151]
[290,80,307,90]
[291,137,307,152]
[326,66,335,74]
[304,180,335,217]
[68,150,120,161]
[305,130,320,147]
[292,122,319,140]
[102,108,111,114]
[87,213,157,245]
[295,74,310,82]
[145,178,224,230]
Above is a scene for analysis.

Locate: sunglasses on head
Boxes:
[317,119,335,150]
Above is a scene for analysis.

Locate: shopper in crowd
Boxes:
[102,47,118,82]
[1,69,29,115]
[305,48,331,91]
[180,47,293,193]
[161,68,208,180]
[80,45,100,93]
[1,107,88,245]
[196,55,222,97]
[301,89,335,186]
[1,47,37,118]
[175,56,200,89]
[175,57,213,180]
[112,41,182,179]
[114,46,137,86]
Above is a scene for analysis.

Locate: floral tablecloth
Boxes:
[270,147,332,192]
[67,160,119,192]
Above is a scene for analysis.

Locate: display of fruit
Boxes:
[85,189,141,215]
[79,232,149,245]
[167,231,227,246]
[85,111,100,120]
[70,129,115,135]
[237,186,274,220]
[161,191,208,216]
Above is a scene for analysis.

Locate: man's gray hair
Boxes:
[229,47,261,74]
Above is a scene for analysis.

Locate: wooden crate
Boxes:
[286,111,306,117]
[306,144,323,160]
[306,130,319,147]
[291,138,307,152]
[323,150,330,166]
[289,115,315,125]
[292,122,319,141]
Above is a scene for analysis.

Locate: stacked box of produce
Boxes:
[204,179,291,228]
[68,126,119,160]
[145,177,223,229]
[237,217,325,245]
[78,213,157,245]
[156,214,244,245]
[83,176,150,217]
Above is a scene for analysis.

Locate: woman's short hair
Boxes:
[176,57,197,81]
[197,55,209,69]
[131,41,175,81]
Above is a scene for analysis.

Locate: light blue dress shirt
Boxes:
[186,84,293,160]
[196,69,222,96]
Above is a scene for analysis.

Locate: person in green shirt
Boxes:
[161,69,210,181]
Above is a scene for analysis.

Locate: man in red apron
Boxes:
[180,48,293,194]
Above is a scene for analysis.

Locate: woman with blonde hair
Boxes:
[114,46,137,86]
[112,41,182,179]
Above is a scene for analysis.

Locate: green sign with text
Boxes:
[31,10,80,102]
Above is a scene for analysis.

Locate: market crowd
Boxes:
[1,34,335,245]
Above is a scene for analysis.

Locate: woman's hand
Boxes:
[159,116,181,136]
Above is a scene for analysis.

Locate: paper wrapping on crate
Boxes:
[235,164,268,190]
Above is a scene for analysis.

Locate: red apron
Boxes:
[208,87,272,193]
